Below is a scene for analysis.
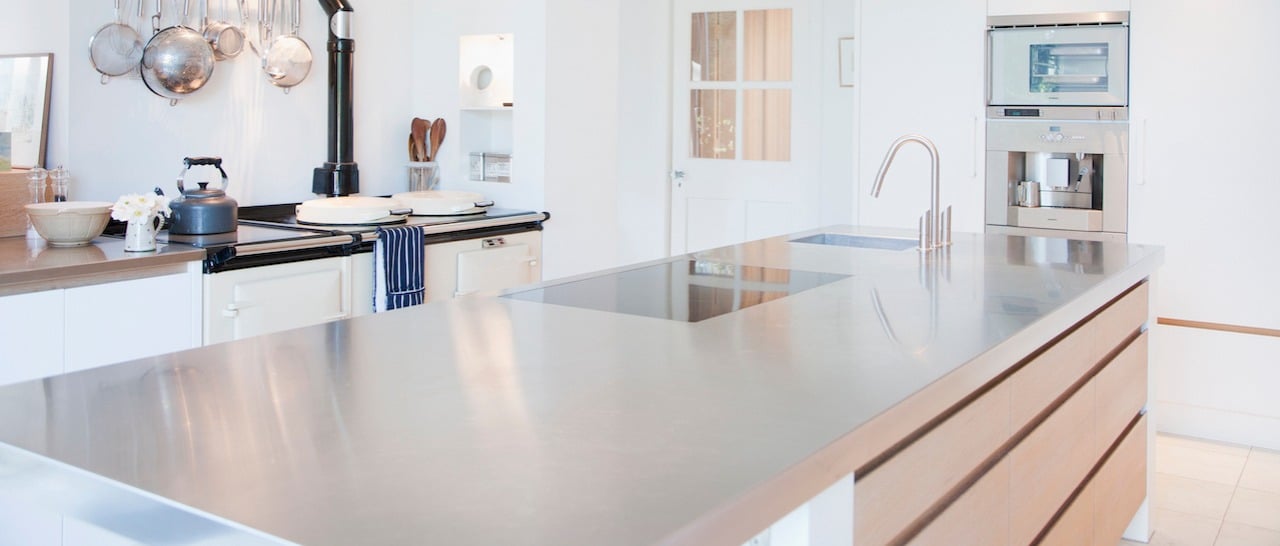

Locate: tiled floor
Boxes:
[1120,433,1280,546]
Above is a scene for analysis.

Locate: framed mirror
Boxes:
[0,53,53,170]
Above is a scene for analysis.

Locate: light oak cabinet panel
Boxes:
[1010,381,1097,545]
[1010,283,1146,432]
[1092,415,1147,546]
[1041,415,1148,546]
[908,459,1011,546]
[1088,283,1147,364]
[855,382,1011,546]
[1094,332,1148,460]
[852,280,1149,546]
[1039,482,1094,546]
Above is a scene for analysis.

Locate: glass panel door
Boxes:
[1030,42,1109,93]
[687,8,792,162]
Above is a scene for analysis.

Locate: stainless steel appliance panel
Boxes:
[989,22,1129,107]
[985,120,1128,235]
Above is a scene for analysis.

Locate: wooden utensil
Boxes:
[408,134,417,162]
[411,118,429,162]
[427,118,446,161]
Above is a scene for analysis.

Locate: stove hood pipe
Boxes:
[313,0,358,196]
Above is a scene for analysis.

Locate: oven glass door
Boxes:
[989,26,1128,106]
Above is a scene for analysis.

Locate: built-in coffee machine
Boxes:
[984,12,1130,242]
[985,116,1128,239]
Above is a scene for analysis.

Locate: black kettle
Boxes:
[169,157,238,235]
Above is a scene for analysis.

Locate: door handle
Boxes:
[221,302,246,318]
[671,170,686,188]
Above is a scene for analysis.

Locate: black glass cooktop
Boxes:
[505,259,849,322]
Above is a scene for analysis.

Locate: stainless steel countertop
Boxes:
[0,236,207,296]
[0,226,1164,545]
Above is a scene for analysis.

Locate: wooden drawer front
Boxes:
[855,382,1011,546]
[1010,281,1148,432]
[1039,481,1094,546]
[1092,416,1147,546]
[1094,332,1148,461]
[1010,381,1096,545]
[908,459,1011,546]
[1088,282,1148,366]
[1009,318,1093,433]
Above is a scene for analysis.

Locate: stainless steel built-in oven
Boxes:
[988,12,1129,108]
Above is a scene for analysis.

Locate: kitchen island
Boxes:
[0,226,1163,545]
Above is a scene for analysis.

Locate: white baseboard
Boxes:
[1154,401,1280,451]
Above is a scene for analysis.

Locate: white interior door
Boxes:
[671,0,820,254]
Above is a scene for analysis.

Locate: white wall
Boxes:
[409,0,547,215]
[61,0,413,205]
[820,0,856,228]
[2,0,412,205]
[616,1,673,266]
[0,0,70,170]
[855,0,986,234]
[541,0,622,279]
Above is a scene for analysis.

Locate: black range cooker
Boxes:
[109,204,549,274]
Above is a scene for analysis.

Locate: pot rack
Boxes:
[93,0,361,197]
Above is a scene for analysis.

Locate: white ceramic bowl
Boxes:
[25,201,114,247]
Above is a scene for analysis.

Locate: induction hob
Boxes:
[505,258,849,323]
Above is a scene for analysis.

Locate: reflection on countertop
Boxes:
[0,236,206,296]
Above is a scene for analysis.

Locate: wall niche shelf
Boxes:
[459,33,514,183]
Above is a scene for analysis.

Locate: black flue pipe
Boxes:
[313,0,358,196]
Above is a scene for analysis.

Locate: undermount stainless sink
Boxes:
[790,233,918,251]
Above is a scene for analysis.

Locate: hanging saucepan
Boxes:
[261,0,312,92]
[202,0,245,60]
[140,0,216,105]
[88,0,145,84]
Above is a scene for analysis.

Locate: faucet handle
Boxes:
[918,214,927,250]
[922,210,934,250]
[942,205,952,246]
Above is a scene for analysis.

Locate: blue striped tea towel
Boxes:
[373,226,425,312]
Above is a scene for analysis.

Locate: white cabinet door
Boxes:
[0,290,64,386]
[64,272,201,373]
[424,231,543,301]
[857,0,986,234]
[1130,0,1280,448]
[669,0,823,254]
[204,257,352,344]
[456,243,538,296]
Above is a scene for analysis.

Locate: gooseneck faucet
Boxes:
[870,135,952,250]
